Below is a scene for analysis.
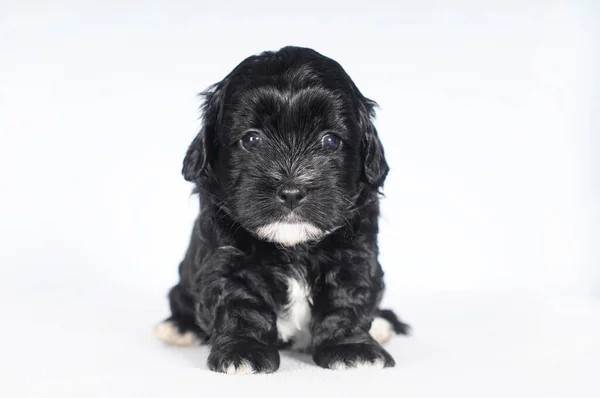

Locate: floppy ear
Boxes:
[182,129,208,182]
[182,81,228,182]
[358,97,389,189]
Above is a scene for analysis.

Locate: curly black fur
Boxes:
[158,46,409,374]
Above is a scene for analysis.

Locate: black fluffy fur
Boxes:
[160,46,409,373]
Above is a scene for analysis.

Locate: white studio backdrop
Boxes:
[0,0,597,304]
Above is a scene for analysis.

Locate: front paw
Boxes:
[208,337,280,375]
[313,340,395,370]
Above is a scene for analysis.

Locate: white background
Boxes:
[1,1,598,397]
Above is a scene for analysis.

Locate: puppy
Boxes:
[155,46,409,374]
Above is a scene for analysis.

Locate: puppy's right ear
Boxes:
[182,129,208,182]
[182,81,228,182]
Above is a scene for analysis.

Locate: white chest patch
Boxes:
[276,277,312,350]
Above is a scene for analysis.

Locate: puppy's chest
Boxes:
[276,274,313,350]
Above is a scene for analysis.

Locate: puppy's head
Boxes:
[183,46,388,246]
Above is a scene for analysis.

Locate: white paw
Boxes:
[330,359,385,370]
[369,316,394,344]
[154,320,200,346]
[224,360,255,375]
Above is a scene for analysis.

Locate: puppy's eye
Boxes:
[321,133,341,150]
[240,131,261,151]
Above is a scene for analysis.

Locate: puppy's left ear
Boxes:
[358,97,389,189]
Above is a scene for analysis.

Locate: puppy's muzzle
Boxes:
[276,184,307,210]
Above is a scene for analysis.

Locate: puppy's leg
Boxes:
[369,309,411,344]
[195,247,280,375]
[312,268,395,370]
[154,283,207,346]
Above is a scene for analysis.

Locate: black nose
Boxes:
[277,185,307,210]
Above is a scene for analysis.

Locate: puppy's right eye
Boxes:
[240,131,261,151]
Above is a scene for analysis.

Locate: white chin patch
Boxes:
[154,321,200,346]
[330,359,385,370]
[369,316,395,344]
[223,360,255,375]
[255,222,324,246]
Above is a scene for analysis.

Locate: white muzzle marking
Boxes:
[255,222,324,246]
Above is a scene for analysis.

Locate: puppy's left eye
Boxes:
[321,133,341,150]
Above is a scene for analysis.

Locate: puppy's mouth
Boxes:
[254,219,325,246]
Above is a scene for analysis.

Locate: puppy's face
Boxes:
[183,47,388,246]
[219,86,361,246]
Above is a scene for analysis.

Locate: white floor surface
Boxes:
[2,288,599,398]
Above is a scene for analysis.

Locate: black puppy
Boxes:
[155,46,409,374]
